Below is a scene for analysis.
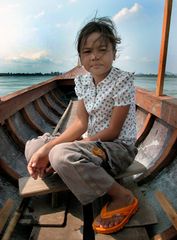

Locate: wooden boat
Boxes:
[0,0,177,239]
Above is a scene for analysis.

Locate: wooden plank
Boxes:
[0,126,28,179]
[126,198,157,227]
[24,179,156,240]
[50,89,68,108]
[0,199,14,233]
[28,194,150,240]
[34,98,59,126]
[22,194,67,226]
[30,213,83,240]
[135,118,177,184]
[0,79,57,124]
[115,161,146,179]
[118,180,157,226]
[22,103,53,134]
[7,111,38,147]
[19,174,68,197]
[155,191,177,230]
[29,194,83,240]
[43,93,64,115]
[93,194,157,228]
[95,227,149,240]
[152,225,177,240]
[136,107,148,135]
[161,98,177,129]
[135,89,163,118]
[136,88,177,129]
[136,112,154,146]
[19,161,146,198]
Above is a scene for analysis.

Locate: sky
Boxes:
[0,0,176,74]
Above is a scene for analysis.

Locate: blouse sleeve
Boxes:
[74,75,83,100]
[113,72,135,106]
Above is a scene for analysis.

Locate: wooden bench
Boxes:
[18,160,146,198]
[18,161,158,240]
[17,160,151,240]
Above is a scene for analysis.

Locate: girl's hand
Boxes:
[27,146,50,179]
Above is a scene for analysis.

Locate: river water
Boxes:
[0,75,177,97]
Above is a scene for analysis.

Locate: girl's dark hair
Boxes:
[76,17,121,55]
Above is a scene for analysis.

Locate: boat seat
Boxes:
[18,160,146,198]
[18,161,147,240]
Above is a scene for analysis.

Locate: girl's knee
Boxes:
[49,143,70,163]
[25,140,35,162]
[49,142,80,170]
[25,133,54,162]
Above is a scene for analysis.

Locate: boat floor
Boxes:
[18,180,157,240]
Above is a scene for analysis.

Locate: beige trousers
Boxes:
[25,133,137,205]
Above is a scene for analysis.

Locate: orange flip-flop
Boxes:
[92,197,138,234]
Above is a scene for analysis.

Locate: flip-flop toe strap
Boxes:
[101,197,138,219]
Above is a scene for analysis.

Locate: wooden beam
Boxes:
[136,112,154,146]
[156,0,173,96]
[152,225,177,240]
[0,199,14,233]
[155,191,177,230]
[19,174,68,198]
[136,88,177,129]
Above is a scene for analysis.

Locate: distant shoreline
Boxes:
[0,72,62,77]
[0,72,177,78]
[135,73,177,78]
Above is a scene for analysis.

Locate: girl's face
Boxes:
[80,32,115,83]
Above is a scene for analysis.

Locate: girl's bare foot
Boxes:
[94,193,134,228]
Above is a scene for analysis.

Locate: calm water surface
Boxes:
[135,76,177,97]
[0,75,51,96]
[0,75,177,97]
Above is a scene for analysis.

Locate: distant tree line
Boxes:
[0,72,176,78]
[0,72,63,76]
[135,73,177,78]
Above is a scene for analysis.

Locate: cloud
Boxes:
[68,0,78,3]
[56,23,62,28]
[113,3,141,23]
[0,3,20,13]
[19,51,48,60]
[121,55,132,61]
[0,4,23,55]
[56,20,77,29]
[57,4,63,9]
[34,10,45,19]
[31,27,39,32]
[5,50,54,65]
[140,57,154,63]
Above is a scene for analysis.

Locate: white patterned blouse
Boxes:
[74,67,137,145]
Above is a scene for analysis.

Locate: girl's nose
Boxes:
[90,51,99,60]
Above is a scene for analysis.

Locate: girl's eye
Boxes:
[100,48,106,52]
[82,50,91,54]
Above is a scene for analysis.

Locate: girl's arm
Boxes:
[83,105,130,142]
[44,100,88,149]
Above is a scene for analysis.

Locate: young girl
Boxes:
[25,17,138,234]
